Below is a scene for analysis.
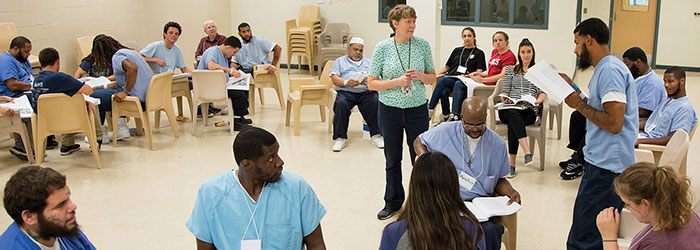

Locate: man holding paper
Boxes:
[414,97,520,250]
[561,18,638,250]
[232,23,282,75]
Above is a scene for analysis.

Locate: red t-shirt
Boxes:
[484,49,516,85]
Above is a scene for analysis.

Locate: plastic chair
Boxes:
[171,73,194,120]
[639,124,696,175]
[429,74,495,123]
[75,35,95,65]
[286,19,314,76]
[191,70,234,135]
[497,212,517,250]
[634,149,655,163]
[318,23,351,73]
[31,93,101,168]
[656,129,690,172]
[111,71,179,150]
[487,79,549,170]
[285,67,332,136]
[547,99,563,139]
[0,23,39,72]
[249,51,285,114]
[0,113,35,163]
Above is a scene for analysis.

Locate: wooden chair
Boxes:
[191,70,234,135]
[285,68,332,136]
[487,79,549,170]
[0,113,35,164]
[639,124,696,175]
[249,51,285,114]
[111,72,179,150]
[32,94,101,168]
[75,35,95,65]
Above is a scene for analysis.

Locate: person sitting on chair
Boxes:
[195,20,226,65]
[622,47,666,121]
[232,22,282,75]
[140,21,192,75]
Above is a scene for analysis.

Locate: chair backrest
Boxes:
[75,35,95,64]
[0,23,18,53]
[37,93,89,134]
[319,23,351,47]
[145,71,174,111]
[694,199,700,215]
[658,129,690,172]
[634,149,656,163]
[689,123,697,140]
[489,79,504,105]
[299,5,321,28]
[319,60,334,88]
[191,70,228,102]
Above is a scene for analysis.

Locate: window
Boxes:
[443,0,548,29]
[623,0,649,12]
[378,0,407,22]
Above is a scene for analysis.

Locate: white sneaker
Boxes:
[117,117,131,140]
[371,135,384,149]
[332,138,346,152]
[102,130,112,144]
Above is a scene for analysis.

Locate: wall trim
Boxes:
[654,64,700,72]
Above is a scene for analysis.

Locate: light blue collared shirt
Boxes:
[112,49,152,102]
[641,96,697,139]
[635,70,666,112]
[330,55,372,94]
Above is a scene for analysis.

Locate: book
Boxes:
[0,95,33,118]
[227,73,251,91]
[79,76,112,88]
[464,196,521,222]
[523,61,575,103]
[495,94,537,110]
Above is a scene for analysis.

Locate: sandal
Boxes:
[176,116,188,122]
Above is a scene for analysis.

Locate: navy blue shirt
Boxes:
[30,70,84,111]
[380,218,486,250]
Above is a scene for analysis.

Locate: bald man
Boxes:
[414,97,520,250]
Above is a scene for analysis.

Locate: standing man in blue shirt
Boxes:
[232,22,282,75]
[140,21,191,74]
[186,126,327,250]
[622,47,666,121]
[562,18,638,250]
[0,166,96,250]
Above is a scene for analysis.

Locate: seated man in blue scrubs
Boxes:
[637,66,697,146]
[232,22,282,75]
[0,166,96,250]
[414,97,521,250]
[140,21,191,75]
[186,126,327,250]
[622,47,666,120]
[198,36,251,130]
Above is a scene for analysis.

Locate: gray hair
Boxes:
[203,20,217,29]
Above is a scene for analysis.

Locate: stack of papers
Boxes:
[523,61,574,103]
[0,95,33,118]
[79,76,112,88]
[464,196,521,222]
[83,94,100,105]
[227,73,251,91]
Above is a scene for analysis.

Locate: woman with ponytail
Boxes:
[596,162,700,250]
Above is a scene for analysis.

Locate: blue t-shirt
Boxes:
[140,41,186,74]
[232,36,276,71]
[0,222,96,250]
[379,219,486,250]
[0,51,33,97]
[635,70,666,112]
[419,122,510,201]
[78,56,113,77]
[186,170,326,250]
[198,46,231,80]
[641,96,697,139]
[583,55,639,173]
[330,55,372,94]
[112,49,152,102]
[30,70,85,111]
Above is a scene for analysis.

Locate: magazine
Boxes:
[494,94,537,110]
[227,73,251,91]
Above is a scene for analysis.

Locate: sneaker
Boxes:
[559,158,574,169]
[117,117,131,140]
[445,113,460,122]
[235,117,253,125]
[524,153,534,166]
[60,144,81,156]
[332,138,346,152]
[377,208,397,220]
[233,119,248,131]
[46,136,58,150]
[506,165,517,178]
[209,106,222,116]
[197,109,215,118]
[561,162,584,180]
[9,146,28,161]
[370,135,384,149]
[221,108,228,116]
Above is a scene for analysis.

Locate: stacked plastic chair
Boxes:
[285,5,321,76]
[318,23,352,74]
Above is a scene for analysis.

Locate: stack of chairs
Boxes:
[318,23,351,74]
[285,5,322,76]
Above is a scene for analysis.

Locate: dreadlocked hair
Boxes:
[91,34,128,74]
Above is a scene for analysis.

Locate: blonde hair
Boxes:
[614,162,694,231]
[387,4,417,37]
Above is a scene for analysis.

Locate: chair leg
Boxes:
[141,112,153,150]
[548,111,554,130]
[17,120,34,164]
[258,88,265,105]
[293,102,301,136]
[539,136,546,171]
[248,82,255,115]
[287,53,292,75]
[154,110,161,129]
[112,112,119,147]
[275,79,285,111]
[176,96,183,117]
[192,103,199,136]
[163,104,179,138]
[319,105,325,122]
[328,110,334,133]
[135,118,144,136]
[35,132,47,165]
[86,113,101,169]
[185,92,194,119]
[227,99,235,135]
[297,56,302,74]
[557,107,563,140]
[285,100,292,126]
[202,103,209,126]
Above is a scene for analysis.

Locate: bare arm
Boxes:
[413,137,428,157]
[113,59,138,102]
[140,52,166,67]
[195,238,216,250]
[474,69,505,83]
[636,131,674,147]
[181,67,192,73]
[78,84,94,95]
[436,66,449,76]
[74,68,88,79]
[207,60,233,73]
[494,178,521,205]
[271,44,282,66]
[566,92,627,134]
[4,78,31,92]
[303,224,326,250]
[638,108,652,119]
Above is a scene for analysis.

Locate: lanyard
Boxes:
[393,38,411,71]
[458,47,475,68]
[460,129,484,178]
[234,169,266,240]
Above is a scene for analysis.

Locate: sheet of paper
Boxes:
[448,75,487,97]
[173,72,191,80]
[83,94,100,105]
[464,201,489,222]
[524,61,574,103]
[0,95,33,118]
[472,196,521,217]
[227,73,251,91]
[80,76,112,88]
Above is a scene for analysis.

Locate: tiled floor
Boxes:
[1,69,698,249]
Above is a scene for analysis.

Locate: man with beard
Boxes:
[637,66,696,146]
[329,37,383,152]
[0,166,96,249]
[414,97,520,250]
[186,126,327,250]
[561,18,638,250]
[232,22,282,75]
[622,47,666,120]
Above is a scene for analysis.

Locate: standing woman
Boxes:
[368,4,436,220]
[469,31,516,85]
[429,27,486,122]
[497,38,546,178]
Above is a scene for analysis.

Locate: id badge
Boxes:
[648,123,657,131]
[458,171,476,190]
[456,66,467,74]
[241,239,262,250]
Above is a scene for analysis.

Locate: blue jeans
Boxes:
[428,77,458,115]
[566,163,624,250]
[378,102,429,211]
[332,90,380,140]
[482,219,505,250]
[91,88,118,125]
[452,80,469,115]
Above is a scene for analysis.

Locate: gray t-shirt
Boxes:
[232,36,276,71]
[140,41,186,74]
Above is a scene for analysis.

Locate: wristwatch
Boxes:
[343,79,348,87]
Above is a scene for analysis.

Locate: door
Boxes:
[610,0,658,55]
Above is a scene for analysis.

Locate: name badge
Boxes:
[459,171,476,191]
[456,66,467,74]
[241,239,262,250]
[648,123,657,131]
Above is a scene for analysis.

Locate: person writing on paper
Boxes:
[496,38,546,177]
[562,18,638,250]
[140,21,191,74]
[636,67,696,147]
[429,27,486,122]
[74,36,115,81]
[329,37,383,152]
[232,23,282,75]
[379,152,485,250]
[186,127,327,250]
[622,47,666,121]
[468,31,516,86]
[195,20,226,65]
[198,36,251,130]
[414,97,520,250]
[596,162,700,250]
[368,4,436,220]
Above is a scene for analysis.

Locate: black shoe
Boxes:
[377,208,397,220]
[60,144,81,156]
[561,162,584,180]
[209,106,222,116]
[46,137,58,150]
[559,159,574,169]
[9,146,28,161]
[235,117,253,125]
[197,109,215,118]
[233,119,249,131]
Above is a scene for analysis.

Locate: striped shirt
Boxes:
[500,65,543,101]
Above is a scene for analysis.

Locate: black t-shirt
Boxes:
[79,55,113,77]
[30,71,85,111]
[444,46,486,76]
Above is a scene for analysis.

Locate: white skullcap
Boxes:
[349,37,364,45]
